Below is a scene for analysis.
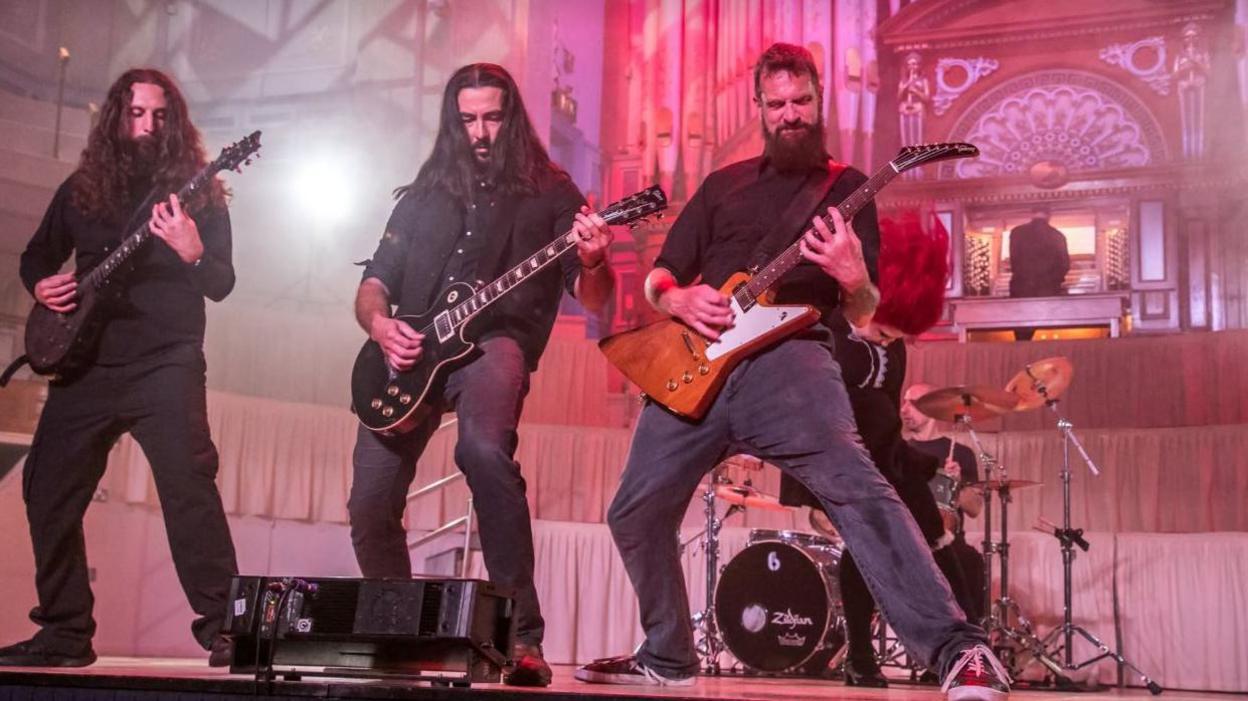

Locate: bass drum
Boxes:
[714,536,845,674]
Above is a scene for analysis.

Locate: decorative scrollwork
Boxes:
[933,57,1000,116]
[1099,37,1170,95]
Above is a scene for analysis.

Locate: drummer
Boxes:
[777,211,978,687]
[901,382,985,622]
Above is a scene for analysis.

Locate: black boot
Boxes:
[844,658,888,687]
[0,638,96,667]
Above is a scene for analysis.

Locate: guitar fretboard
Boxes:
[80,166,222,291]
[443,228,583,329]
[738,161,901,306]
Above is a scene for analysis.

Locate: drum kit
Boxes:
[685,357,1161,693]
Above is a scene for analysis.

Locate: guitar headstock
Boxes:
[891,142,978,174]
[212,130,262,174]
[601,185,668,226]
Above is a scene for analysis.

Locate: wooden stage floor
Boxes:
[0,658,1229,701]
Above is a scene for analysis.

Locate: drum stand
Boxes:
[680,467,738,675]
[1029,384,1163,694]
[953,413,1065,680]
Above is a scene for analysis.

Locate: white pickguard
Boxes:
[704,297,812,362]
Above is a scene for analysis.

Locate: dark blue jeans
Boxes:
[608,339,987,678]
[348,336,544,645]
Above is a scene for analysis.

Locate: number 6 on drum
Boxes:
[715,530,846,676]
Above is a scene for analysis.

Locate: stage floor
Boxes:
[0,658,1228,701]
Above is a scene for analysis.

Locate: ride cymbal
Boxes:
[1005,356,1074,410]
[913,385,1020,422]
[714,484,790,512]
[965,478,1042,492]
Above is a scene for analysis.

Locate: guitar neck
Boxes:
[79,168,219,290]
[439,227,583,332]
[744,162,900,300]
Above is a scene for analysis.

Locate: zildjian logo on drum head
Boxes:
[770,608,814,628]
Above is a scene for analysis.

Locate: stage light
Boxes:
[292,158,353,228]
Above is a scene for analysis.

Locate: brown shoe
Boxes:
[504,642,552,687]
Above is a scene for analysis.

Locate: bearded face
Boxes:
[757,69,828,172]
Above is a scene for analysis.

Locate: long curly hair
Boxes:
[874,209,951,336]
[395,63,566,203]
[71,68,225,222]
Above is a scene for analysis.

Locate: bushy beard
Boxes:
[119,137,161,180]
[762,119,828,173]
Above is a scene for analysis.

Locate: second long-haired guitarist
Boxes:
[576,43,1012,701]
[348,62,614,688]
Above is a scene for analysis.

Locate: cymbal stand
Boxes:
[1029,378,1162,694]
[953,408,1063,680]
[680,466,740,674]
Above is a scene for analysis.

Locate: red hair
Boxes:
[873,210,950,335]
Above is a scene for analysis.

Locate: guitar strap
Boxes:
[746,158,850,273]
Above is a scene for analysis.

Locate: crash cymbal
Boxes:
[1005,356,1074,410]
[965,478,1042,492]
[714,484,790,512]
[913,385,1020,422]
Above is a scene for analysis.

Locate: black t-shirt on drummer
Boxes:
[910,438,978,533]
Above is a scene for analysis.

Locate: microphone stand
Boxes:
[1029,371,1162,695]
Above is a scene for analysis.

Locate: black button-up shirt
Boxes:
[20,178,234,366]
[655,156,880,329]
[361,172,586,370]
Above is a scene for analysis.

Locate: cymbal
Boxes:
[714,484,790,512]
[965,478,1042,492]
[913,385,1020,422]
[1005,356,1074,411]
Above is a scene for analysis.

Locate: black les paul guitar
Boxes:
[5,131,262,385]
[351,185,667,434]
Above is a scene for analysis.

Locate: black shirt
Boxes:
[361,172,585,370]
[19,178,234,366]
[654,156,880,331]
[1008,217,1070,297]
[910,437,979,533]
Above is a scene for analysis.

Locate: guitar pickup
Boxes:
[680,331,700,361]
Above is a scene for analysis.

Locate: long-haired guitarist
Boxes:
[576,44,1011,701]
[4,69,237,668]
[349,63,614,687]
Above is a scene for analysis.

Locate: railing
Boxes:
[403,416,475,577]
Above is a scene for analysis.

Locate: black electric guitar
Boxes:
[10,131,262,383]
[351,185,667,434]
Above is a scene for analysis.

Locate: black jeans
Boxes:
[608,340,987,678]
[348,336,544,645]
[22,343,237,652]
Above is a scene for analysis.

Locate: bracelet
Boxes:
[582,257,607,272]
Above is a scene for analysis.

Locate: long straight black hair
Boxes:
[395,63,564,202]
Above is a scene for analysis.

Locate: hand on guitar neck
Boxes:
[34,272,78,314]
[797,206,877,327]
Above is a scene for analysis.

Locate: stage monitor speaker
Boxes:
[224,576,513,685]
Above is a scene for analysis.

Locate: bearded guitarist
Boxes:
[349,63,613,687]
[2,69,238,668]
[577,44,1011,701]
